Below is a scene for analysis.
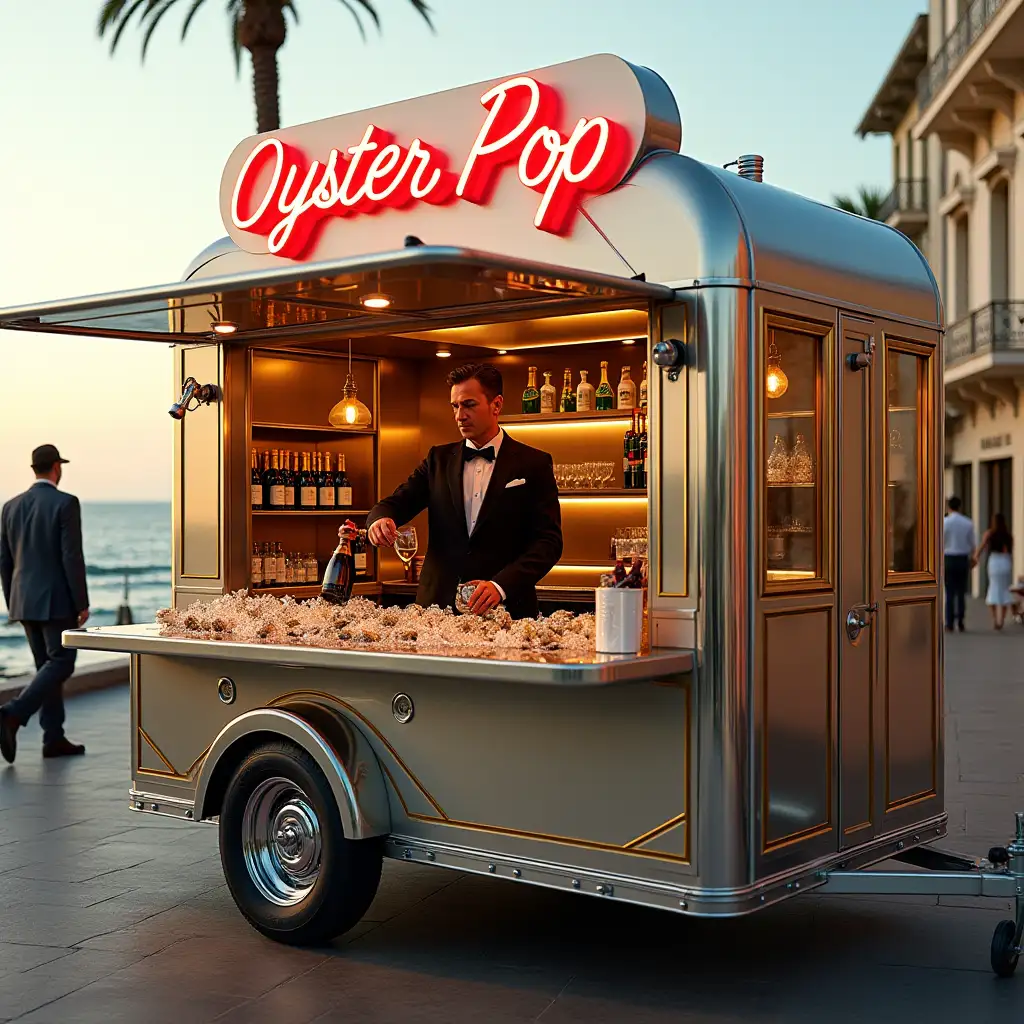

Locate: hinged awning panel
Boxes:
[0,247,673,345]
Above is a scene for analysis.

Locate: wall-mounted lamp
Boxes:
[329,340,373,428]
[169,377,221,420]
[765,340,789,399]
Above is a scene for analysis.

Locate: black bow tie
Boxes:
[463,445,496,463]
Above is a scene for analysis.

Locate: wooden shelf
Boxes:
[887,406,916,414]
[558,489,647,498]
[767,482,815,489]
[767,410,814,419]
[502,408,635,425]
[253,509,371,516]
[252,422,376,436]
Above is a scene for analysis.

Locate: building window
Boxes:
[953,213,970,319]
[951,464,972,518]
[991,179,1010,304]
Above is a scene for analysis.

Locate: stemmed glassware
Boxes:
[395,526,418,583]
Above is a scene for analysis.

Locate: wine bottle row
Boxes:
[251,448,354,511]
[251,533,371,589]
[623,410,649,489]
[522,360,648,414]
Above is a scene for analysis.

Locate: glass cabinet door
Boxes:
[763,321,830,587]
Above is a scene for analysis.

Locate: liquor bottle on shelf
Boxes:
[559,369,576,413]
[639,361,648,410]
[282,452,296,510]
[307,551,319,584]
[522,366,541,414]
[617,366,637,410]
[321,520,358,604]
[266,450,286,509]
[319,452,337,509]
[353,529,369,576]
[251,542,263,588]
[623,411,637,488]
[299,452,317,510]
[262,542,277,586]
[275,542,286,584]
[540,371,556,414]
[336,454,353,507]
[595,361,614,410]
[250,448,263,511]
[576,369,595,412]
[638,412,649,489]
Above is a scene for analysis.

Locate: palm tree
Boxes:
[833,185,888,221]
[98,0,434,134]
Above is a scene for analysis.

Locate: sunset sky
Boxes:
[0,0,921,501]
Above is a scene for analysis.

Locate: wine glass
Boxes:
[394,526,418,583]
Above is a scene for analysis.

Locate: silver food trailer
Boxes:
[3,54,1023,976]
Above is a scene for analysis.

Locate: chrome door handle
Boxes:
[846,602,878,643]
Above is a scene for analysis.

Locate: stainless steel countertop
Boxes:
[62,624,692,686]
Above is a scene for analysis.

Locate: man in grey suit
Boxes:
[0,445,89,762]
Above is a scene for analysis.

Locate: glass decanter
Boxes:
[767,434,790,484]
[789,433,814,483]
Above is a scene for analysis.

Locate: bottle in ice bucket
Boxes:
[321,520,358,604]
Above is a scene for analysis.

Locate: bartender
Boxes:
[365,363,562,618]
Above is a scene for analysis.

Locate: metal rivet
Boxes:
[426,851,435,861]
[150,804,159,812]
[185,810,193,820]
[513,869,521,878]
[216,677,236,705]
[786,882,794,890]
[572,879,581,889]
[488,864,496,873]
[897,840,904,850]
[794,882,800,890]
[403,849,411,859]
[913,835,920,843]
[134,801,143,809]
[392,693,414,724]
[760,895,766,903]
[678,899,688,909]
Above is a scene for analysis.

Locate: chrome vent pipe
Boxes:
[723,154,765,182]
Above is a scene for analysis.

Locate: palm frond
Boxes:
[228,0,243,76]
[180,0,209,40]
[346,0,382,31]
[141,0,182,60]
[333,0,370,42]
[99,0,149,52]
[833,194,859,214]
[406,0,434,32]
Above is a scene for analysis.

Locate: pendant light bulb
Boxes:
[329,340,373,428]
[765,340,789,399]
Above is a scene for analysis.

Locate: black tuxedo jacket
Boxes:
[367,434,562,618]
[0,482,89,623]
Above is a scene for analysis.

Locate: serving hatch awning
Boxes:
[0,246,674,346]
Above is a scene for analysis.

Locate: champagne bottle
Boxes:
[267,450,286,509]
[262,541,277,586]
[282,452,296,510]
[576,369,595,412]
[300,453,317,509]
[336,454,353,507]
[321,520,358,604]
[617,366,637,410]
[623,410,637,488]
[251,541,263,588]
[639,360,648,410]
[559,368,576,413]
[522,366,541,414]
[595,361,614,411]
[319,452,336,509]
[540,371,556,414]
[250,448,263,511]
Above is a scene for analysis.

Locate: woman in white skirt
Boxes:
[975,512,1014,630]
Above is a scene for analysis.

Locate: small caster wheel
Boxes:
[988,846,1010,868]
[991,920,1020,978]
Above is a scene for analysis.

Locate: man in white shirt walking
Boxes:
[943,496,976,632]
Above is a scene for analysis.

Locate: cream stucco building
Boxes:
[860,1,1024,589]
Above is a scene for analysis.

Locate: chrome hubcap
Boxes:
[241,777,321,906]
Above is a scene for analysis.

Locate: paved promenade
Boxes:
[0,602,1022,1022]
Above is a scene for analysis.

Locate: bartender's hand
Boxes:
[77,608,90,627]
[466,580,502,616]
[367,518,398,547]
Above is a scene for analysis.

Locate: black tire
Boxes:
[991,919,1020,978]
[219,739,383,945]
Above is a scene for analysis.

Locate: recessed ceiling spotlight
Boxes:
[436,348,452,358]
[498,349,508,355]
[211,320,237,335]
[360,292,393,310]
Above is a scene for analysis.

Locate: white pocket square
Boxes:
[505,478,526,489]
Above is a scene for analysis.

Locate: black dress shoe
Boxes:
[42,737,85,758]
[0,709,19,764]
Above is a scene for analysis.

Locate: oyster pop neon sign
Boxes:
[229,76,632,259]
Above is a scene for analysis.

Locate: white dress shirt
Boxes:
[463,428,506,599]
[943,511,976,556]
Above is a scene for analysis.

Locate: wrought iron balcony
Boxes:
[918,0,1008,109]
[878,179,928,223]
[945,301,1024,366]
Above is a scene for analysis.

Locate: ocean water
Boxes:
[0,502,170,679]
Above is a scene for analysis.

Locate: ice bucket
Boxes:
[595,587,643,654]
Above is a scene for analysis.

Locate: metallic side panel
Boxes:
[761,608,834,853]
[176,345,222,584]
[224,345,250,593]
[838,318,876,841]
[884,597,939,810]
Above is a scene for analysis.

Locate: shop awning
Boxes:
[0,246,674,345]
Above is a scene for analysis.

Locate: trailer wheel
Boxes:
[219,739,382,946]
[991,920,1020,978]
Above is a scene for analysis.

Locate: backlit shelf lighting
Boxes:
[508,418,632,429]
[558,496,648,504]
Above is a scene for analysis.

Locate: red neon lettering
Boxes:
[228,76,632,255]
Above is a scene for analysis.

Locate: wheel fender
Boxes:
[194,707,391,839]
